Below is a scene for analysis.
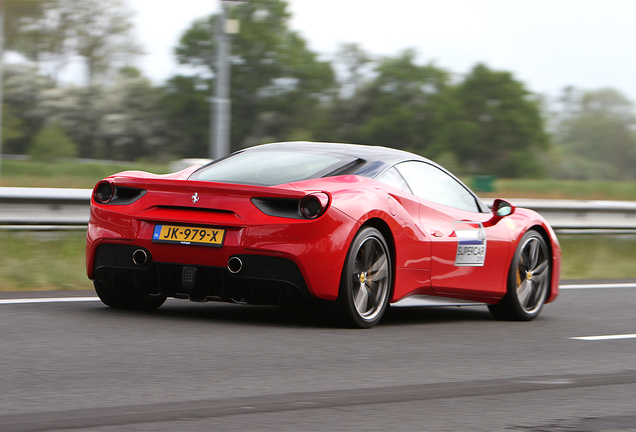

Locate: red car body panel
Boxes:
[86,169,561,306]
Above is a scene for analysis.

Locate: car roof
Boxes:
[241,141,431,178]
[205,142,490,213]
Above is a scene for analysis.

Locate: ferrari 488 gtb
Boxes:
[86,142,560,328]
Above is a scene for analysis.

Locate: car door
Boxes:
[394,161,513,298]
[376,166,434,298]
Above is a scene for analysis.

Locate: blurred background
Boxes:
[2,0,636,182]
[1,0,636,290]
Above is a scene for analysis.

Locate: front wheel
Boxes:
[336,227,392,328]
[488,229,551,321]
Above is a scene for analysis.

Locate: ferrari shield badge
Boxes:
[453,221,487,266]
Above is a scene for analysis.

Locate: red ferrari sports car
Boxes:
[86,142,560,328]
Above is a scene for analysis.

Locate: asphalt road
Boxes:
[1,282,635,432]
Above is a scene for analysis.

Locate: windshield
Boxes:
[189,150,358,186]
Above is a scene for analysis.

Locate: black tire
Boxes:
[336,227,392,328]
[488,229,551,321]
[94,279,166,311]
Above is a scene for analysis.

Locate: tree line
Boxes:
[3,0,636,180]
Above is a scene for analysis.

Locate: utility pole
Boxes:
[210,1,243,160]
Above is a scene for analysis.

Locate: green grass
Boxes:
[558,234,636,280]
[0,159,169,189]
[476,178,636,200]
[0,231,633,292]
[1,158,636,200]
[0,231,93,291]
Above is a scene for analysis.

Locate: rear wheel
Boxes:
[337,227,392,328]
[94,279,166,311]
[488,229,551,321]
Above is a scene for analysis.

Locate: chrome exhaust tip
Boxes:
[132,249,149,266]
[227,256,243,274]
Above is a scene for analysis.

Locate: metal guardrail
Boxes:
[488,198,636,233]
[2,187,636,233]
[0,187,90,230]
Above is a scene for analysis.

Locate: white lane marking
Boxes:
[560,283,636,289]
[0,282,634,306]
[570,334,636,341]
[0,297,100,305]
[516,379,574,385]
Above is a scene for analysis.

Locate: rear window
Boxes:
[189,150,358,186]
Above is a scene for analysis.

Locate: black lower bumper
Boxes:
[92,244,311,305]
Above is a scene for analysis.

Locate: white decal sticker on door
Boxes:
[454,222,487,266]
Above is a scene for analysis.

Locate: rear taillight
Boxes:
[93,181,146,205]
[94,181,115,204]
[252,192,331,219]
[300,193,330,219]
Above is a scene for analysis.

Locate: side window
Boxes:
[395,161,480,212]
[377,167,412,194]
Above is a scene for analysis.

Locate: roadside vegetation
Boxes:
[477,178,636,201]
[2,158,636,201]
[0,230,633,292]
[3,1,636,183]
[559,235,636,281]
[0,159,169,188]
[0,231,92,291]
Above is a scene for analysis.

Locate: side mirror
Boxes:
[493,199,514,217]
[485,199,515,227]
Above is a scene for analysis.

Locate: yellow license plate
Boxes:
[152,225,225,247]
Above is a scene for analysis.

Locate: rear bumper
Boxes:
[86,206,357,302]
[92,244,311,305]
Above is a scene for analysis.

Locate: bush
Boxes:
[28,125,78,162]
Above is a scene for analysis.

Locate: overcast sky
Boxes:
[126,0,636,103]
